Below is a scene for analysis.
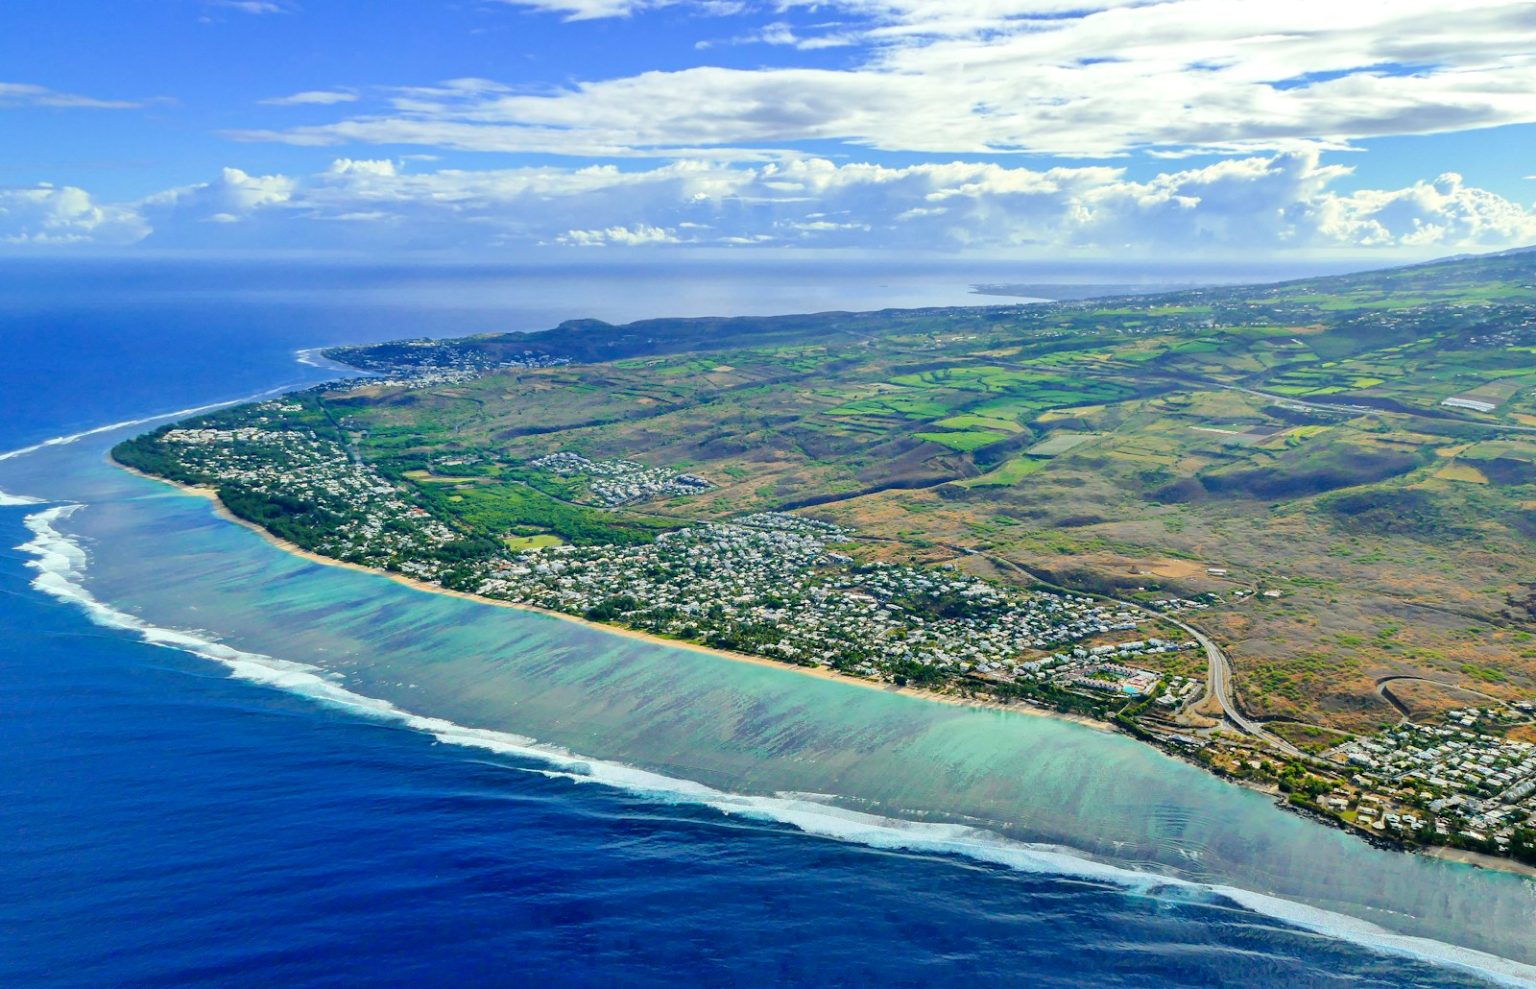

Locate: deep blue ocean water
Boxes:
[0,260,1524,988]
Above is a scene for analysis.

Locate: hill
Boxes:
[114,248,1536,863]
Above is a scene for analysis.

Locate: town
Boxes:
[473,511,1191,684]
[153,422,460,567]
[529,452,715,506]
[1321,706,1536,857]
[135,419,1189,693]
[115,408,1536,869]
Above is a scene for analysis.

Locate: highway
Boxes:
[1113,600,1306,758]
[967,545,1306,758]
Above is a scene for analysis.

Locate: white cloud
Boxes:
[260,89,359,106]
[234,0,1536,158]
[494,0,744,20]
[12,1,1532,259]
[206,0,293,14]
[141,167,296,227]
[7,152,1534,254]
[0,184,149,245]
[696,20,860,50]
[0,82,146,110]
[557,223,680,245]
[1312,172,1536,248]
[326,158,399,177]
[490,0,680,20]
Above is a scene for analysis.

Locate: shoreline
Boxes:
[110,458,1536,882]
[1422,845,1536,879]
[113,459,1111,735]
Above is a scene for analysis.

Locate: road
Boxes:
[1374,674,1526,723]
[1116,601,1306,758]
[1222,383,1536,436]
[961,544,1306,758]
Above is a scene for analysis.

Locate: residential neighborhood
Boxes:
[530,452,715,506]
[1325,706,1536,856]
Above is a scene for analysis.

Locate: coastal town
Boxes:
[116,398,1536,872]
[472,510,1194,684]
[1319,706,1536,858]
[111,264,1536,874]
[131,417,1192,693]
[153,422,461,567]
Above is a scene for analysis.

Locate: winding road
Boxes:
[957,543,1306,758]
[1119,602,1305,758]
[1374,674,1523,723]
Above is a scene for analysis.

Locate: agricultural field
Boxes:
[139,249,1536,735]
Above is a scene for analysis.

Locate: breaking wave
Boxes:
[15,501,1536,988]
[0,399,237,465]
[0,385,318,507]
[0,489,42,507]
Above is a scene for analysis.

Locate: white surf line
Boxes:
[0,382,317,506]
[0,346,370,508]
[295,346,349,371]
[1,345,366,478]
[0,400,233,507]
[0,399,236,464]
[0,489,43,507]
[14,503,1536,988]
[298,345,384,377]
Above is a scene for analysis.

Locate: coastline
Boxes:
[109,459,1536,882]
[112,458,1112,735]
[1423,845,1536,879]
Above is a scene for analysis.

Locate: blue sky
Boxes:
[2,0,1534,257]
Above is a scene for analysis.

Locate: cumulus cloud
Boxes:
[6,151,1532,256]
[237,0,1536,158]
[558,223,680,246]
[0,82,146,110]
[1313,173,1536,248]
[0,184,150,245]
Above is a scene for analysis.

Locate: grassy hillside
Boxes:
[151,249,1536,731]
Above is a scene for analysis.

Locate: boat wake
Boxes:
[14,499,1536,988]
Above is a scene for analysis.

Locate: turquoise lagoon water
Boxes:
[3,260,1534,987]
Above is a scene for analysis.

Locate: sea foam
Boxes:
[0,399,237,464]
[0,386,317,506]
[0,489,42,507]
[15,500,1536,988]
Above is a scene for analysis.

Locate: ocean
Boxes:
[2,258,1532,989]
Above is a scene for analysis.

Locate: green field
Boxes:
[125,247,1536,736]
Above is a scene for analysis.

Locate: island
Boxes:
[115,249,1536,871]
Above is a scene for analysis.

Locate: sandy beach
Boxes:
[110,458,1536,883]
[114,460,1111,734]
[1423,845,1536,879]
